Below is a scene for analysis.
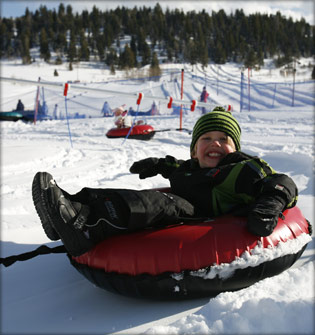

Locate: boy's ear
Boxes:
[191,142,199,158]
[190,146,196,158]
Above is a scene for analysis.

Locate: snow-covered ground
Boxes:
[1,58,314,334]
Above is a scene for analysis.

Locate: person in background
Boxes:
[101,101,111,117]
[32,107,298,256]
[200,86,209,114]
[151,101,159,115]
[113,105,132,128]
[53,104,58,119]
[41,101,48,115]
[16,99,24,111]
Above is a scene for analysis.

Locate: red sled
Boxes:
[106,124,155,140]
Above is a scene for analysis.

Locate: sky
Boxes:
[0,0,314,24]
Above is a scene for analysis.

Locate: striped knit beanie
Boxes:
[190,106,241,153]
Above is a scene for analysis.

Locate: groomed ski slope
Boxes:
[1,58,314,334]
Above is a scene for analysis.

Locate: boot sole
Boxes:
[32,172,94,256]
[32,172,60,241]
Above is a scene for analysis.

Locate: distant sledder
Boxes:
[113,105,132,128]
[200,86,209,114]
[106,104,155,140]
[0,99,51,122]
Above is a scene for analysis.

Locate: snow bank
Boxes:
[188,233,312,280]
[145,262,314,334]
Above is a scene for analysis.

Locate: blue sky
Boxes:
[1,1,314,24]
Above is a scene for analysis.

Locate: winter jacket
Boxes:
[131,152,298,218]
[169,151,298,216]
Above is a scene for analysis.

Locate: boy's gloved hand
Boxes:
[247,195,286,237]
[130,155,182,179]
[129,157,160,179]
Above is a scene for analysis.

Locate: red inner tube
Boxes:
[73,206,309,276]
[106,124,154,138]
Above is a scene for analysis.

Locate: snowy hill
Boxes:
[1,59,314,334]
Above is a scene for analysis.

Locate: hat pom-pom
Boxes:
[212,106,227,112]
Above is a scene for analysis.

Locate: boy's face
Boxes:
[192,131,236,168]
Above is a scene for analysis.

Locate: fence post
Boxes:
[216,65,220,95]
[292,60,296,106]
[240,72,244,112]
[272,83,277,108]
[33,77,41,124]
[63,83,73,148]
[179,69,184,130]
[248,68,251,112]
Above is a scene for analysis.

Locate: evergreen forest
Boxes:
[0,3,314,69]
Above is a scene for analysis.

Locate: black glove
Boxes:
[129,157,160,179]
[247,195,286,237]
[130,155,182,179]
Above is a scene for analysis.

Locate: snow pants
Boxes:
[69,187,195,245]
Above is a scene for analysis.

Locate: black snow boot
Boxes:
[32,172,94,256]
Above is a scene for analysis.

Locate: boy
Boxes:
[32,107,298,256]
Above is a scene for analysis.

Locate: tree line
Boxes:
[0,3,314,70]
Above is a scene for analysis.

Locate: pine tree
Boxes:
[68,30,77,62]
[130,35,138,63]
[79,29,90,61]
[21,33,31,64]
[103,22,114,48]
[105,48,118,67]
[152,3,165,42]
[257,48,264,66]
[141,41,151,66]
[110,63,116,75]
[65,5,74,31]
[96,34,105,61]
[39,28,50,61]
[244,48,257,68]
[184,38,198,66]
[0,21,6,57]
[137,28,146,54]
[55,31,67,54]
[214,41,226,64]
[119,44,135,69]
[90,6,100,37]
[149,52,161,78]
[199,43,208,68]
[195,23,208,66]
[0,18,16,58]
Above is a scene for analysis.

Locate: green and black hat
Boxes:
[190,106,241,153]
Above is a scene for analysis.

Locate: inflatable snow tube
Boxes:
[0,111,24,122]
[69,206,311,300]
[106,125,155,140]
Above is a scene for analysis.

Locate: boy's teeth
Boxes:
[208,153,220,157]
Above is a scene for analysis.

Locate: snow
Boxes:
[1,58,314,334]
[189,234,312,281]
[146,262,314,334]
